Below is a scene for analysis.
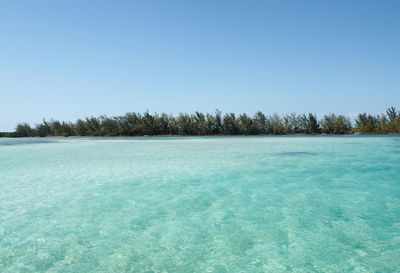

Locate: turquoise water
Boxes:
[1,136,399,272]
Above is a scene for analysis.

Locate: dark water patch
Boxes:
[276,151,318,156]
[0,138,56,146]
[390,143,400,150]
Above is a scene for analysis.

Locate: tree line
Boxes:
[8,107,400,137]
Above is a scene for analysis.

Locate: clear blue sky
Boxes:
[1,0,399,131]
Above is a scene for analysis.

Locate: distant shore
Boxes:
[2,132,400,138]
[4,107,400,137]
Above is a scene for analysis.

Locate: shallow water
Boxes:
[1,136,399,272]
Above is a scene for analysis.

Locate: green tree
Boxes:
[238,113,255,134]
[253,111,267,134]
[15,123,35,137]
[35,119,51,137]
[321,114,351,134]
[268,114,285,134]
[222,113,239,135]
[305,113,320,134]
[355,113,378,134]
[9,107,399,137]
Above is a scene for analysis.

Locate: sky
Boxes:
[0,0,399,131]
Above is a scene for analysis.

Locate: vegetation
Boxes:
[6,107,400,137]
[355,107,400,134]
[0,132,15,137]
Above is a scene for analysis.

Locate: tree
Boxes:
[238,113,255,134]
[15,123,35,137]
[253,111,267,134]
[35,119,51,137]
[355,113,378,134]
[305,113,320,134]
[386,107,400,133]
[268,114,285,134]
[333,115,352,134]
[7,107,399,137]
[100,116,121,136]
[214,110,222,134]
[284,113,304,134]
[75,119,89,136]
[222,113,239,135]
[176,113,195,135]
[321,114,351,134]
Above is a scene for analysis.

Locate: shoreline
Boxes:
[1,133,400,139]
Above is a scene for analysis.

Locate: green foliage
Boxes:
[176,113,195,135]
[284,113,305,134]
[222,113,239,135]
[321,114,352,134]
[15,123,35,137]
[0,132,15,137]
[355,113,377,133]
[355,107,400,134]
[7,107,399,137]
[253,111,267,134]
[386,107,400,133]
[35,119,51,137]
[238,113,255,134]
[100,116,121,136]
[305,113,320,134]
[269,114,285,134]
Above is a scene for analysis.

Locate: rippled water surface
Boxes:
[1,136,399,272]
